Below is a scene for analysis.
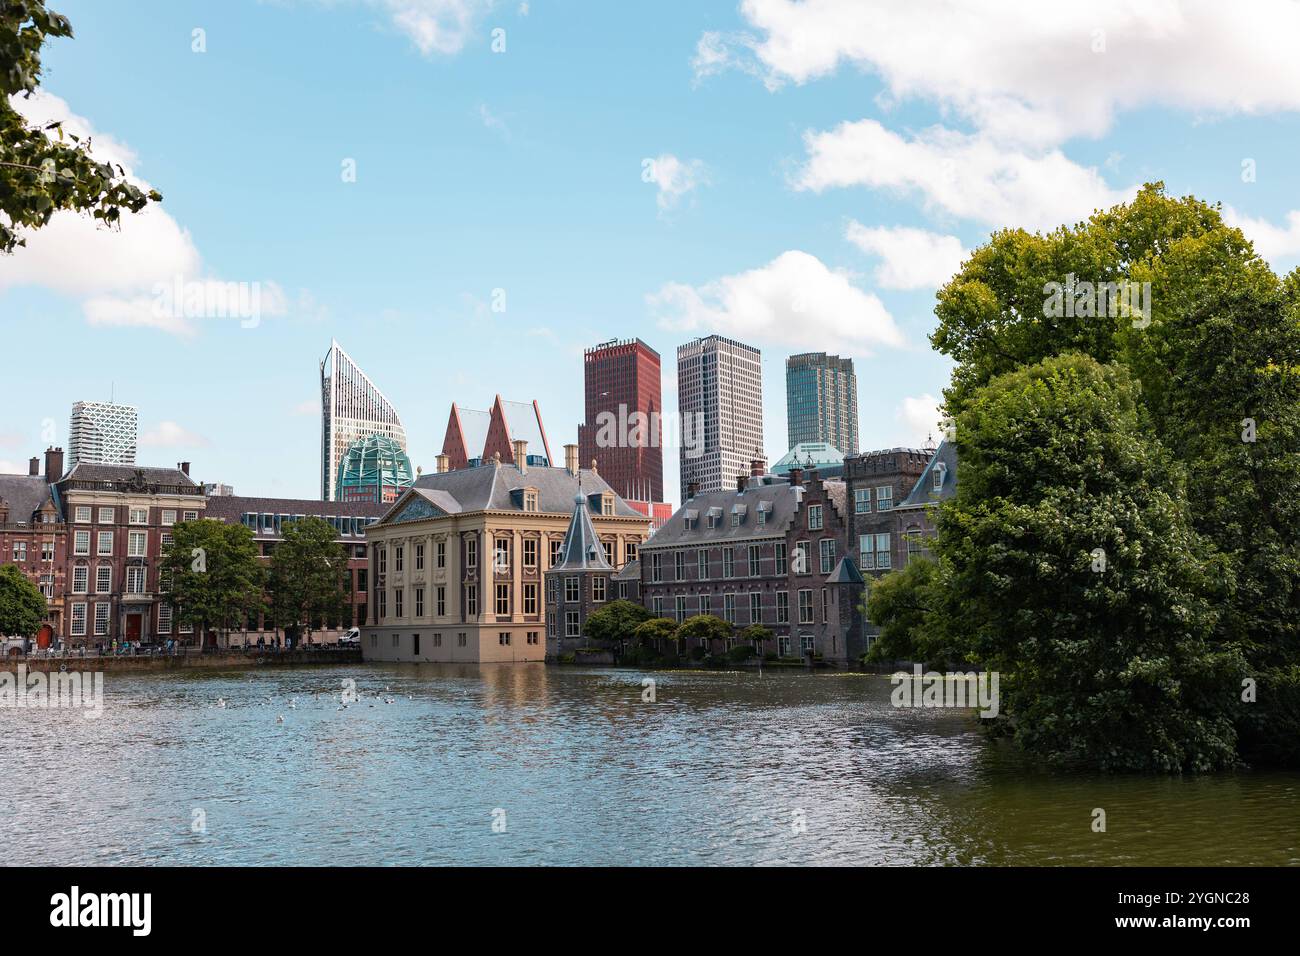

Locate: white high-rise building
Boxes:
[320,339,407,501]
[677,334,764,495]
[68,401,138,469]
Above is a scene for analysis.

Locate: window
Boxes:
[775,542,787,575]
[458,633,467,647]
[129,508,148,525]
[494,538,510,572]
[822,588,829,623]
[602,540,614,566]
[523,538,538,570]
[626,542,638,564]
[675,551,685,580]
[415,544,425,570]
[157,604,172,634]
[698,550,708,580]
[731,510,742,527]
[723,549,734,578]
[675,595,687,621]
[499,632,512,646]
[757,509,767,526]
[653,596,664,617]
[550,538,562,567]
[801,633,815,654]
[437,585,446,616]
[128,531,147,557]
[466,537,477,569]
[436,540,446,568]
[593,577,606,603]
[378,589,387,619]
[433,634,443,647]
[854,488,871,514]
[527,632,539,645]
[394,588,404,618]
[74,506,92,524]
[524,489,538,512]
[395,545,404,573]
[933,464,946,492]
[699,594,710,616]
[94,602,110,637]
[808,504,823,530]
[565,577,579,602]
[162,510,177,526]
[74,531,90,556]
[723,593,735,623]
[392,634,400,648]
[776,590,789,624]
[495,583,510,615]
[415,587,425,618]
[41,542,54,562]
[71,603,87,636]
[748,545,760,577]
[378,547,388,575]
[565,611,580,637]
[127,566,146,594]
[72,566,89,594]
[876,533,892,570]
[601,495,614,516]
[650,553,662,583]
[794,543,810,575]
[523,583,538,615]
[97,531,113,556]
[798,589,814,624]
[820,538,837,574]
[876,486,893,511]
[11,542,26,562]
[749,592,762,623]
[96,566,112,594]
[465,585,478,616]
[98,507,114,524]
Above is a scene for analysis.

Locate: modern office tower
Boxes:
[577,338,664,504]
[677,334,763,495]
[320,339,407,502]
[785,352,859,456]
[68,401,138,469]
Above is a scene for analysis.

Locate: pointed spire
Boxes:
[552,484,612,571]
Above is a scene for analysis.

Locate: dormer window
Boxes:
[601,494,614,516]
[524,489,539,512]
[933,464,946,492]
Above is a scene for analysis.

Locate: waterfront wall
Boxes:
[7,650,363,673]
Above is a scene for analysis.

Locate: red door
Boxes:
[35,624,53,649]
[125,615,143,642]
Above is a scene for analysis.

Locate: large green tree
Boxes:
[1,1,161,253]
[266,516,349,644]
[676,614,732,654]
[583,598,651,644]
[0,564,46,638]
[158,519,264,648]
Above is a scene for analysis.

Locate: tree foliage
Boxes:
[0,564,46,637]
[676,614,732,648]
[632,616,677,648]
[267,517,349,639]
[158,519,264,645]
[1,1,161,253]
[583,598,650,643]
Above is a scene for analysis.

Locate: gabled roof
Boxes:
[550,492,613,572]
[0,474,56,524]
[613,558,640,582]
[898,439,957,508]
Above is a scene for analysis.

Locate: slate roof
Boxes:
[0,474,56,524]
[381,462,644,523]
[897,439,957,508]
[826,555,864,584]
[550,492,613,571]
[613,558,640,582]
[643,475,848,550]
[62,462,199,487]
[204,495,388,522]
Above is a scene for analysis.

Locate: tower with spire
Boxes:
[545,484,616,658]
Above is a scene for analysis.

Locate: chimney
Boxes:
[43,447,63,482]
[789,467,803,487]
[29,457,39,476]
[513,439,528,474]
[686,480,699,500]
[436,453,450,474]
[564,443,578,476]
[750,457,765,477]
[179,462,191,476]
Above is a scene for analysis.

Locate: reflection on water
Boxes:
[3,664,1296,865]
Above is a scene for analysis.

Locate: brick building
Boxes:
[0,449,68,645]
[843,446,932,578]
[545,487,617,659]
[203,495,388,644]
[577,338,664,504]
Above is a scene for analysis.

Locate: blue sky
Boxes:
[4,0,1300,504]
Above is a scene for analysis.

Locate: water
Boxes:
[4,664,1297,866]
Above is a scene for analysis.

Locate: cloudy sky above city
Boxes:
[4,0,1300,504]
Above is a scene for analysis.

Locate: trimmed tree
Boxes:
[0,565,46,639]
[676,614,732,656]
[158,519,264,648]
[267,516,350,646]
[737,623,773,658]
[633,617,679,655]
[583,598,651,644]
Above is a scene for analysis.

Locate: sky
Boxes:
[4,0,1300,506]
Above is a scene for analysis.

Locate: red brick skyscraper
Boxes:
[578,338,664,505]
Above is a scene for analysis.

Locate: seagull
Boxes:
[276,715,285,724]
[216,698,226,709]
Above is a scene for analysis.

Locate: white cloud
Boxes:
[896,393,944,447]
[0,460,25,475]
[796,120,1133,231]
[696,0,1300,147]
[377,0,493,55]
[643,154,707,213]
[1,92,296,335]
[846,222,968,290]
[478,103,509,138]
[139,421,211,449]
[647,250,904,355]
[1223,207,1300,266]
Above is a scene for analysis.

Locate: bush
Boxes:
[703,654,728,668]
[1235,666,1300,767]
[727,644,756,662]
[689,645,707,661]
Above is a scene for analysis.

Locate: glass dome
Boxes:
[335,434,415,504]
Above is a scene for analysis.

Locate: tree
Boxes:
[267,517,349,646]
[932,354,1241,772]
[632,617,678,654]
[583,598,651,644]
[738,623,773,656]
[1,2,162,253]
[862,558,950,666]
[0,565,45,638]
[676,614,732,655]
[158,519,264,648]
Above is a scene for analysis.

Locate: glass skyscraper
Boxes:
[68,401,138,468]
[785,352,858,456]
[320,339,407,502]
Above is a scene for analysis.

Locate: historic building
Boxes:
[577,337,665,504]
[544,488,616,659]
[638,461,868,664]
[843,446,933,578]
[320,339,408,501]
[785,352,858,456]
[361,442,648,663]
[0,448,68,645]
[68,400,137,467]
[203,495,388,645]
[440,395,553,472]
[54,459,207,646]
[677,334,764,495]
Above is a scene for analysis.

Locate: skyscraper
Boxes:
[785,352,858,456]
[68,401,137,469]
[677,334,763,495]
[577,338,664,503]
[320,339,407,502]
